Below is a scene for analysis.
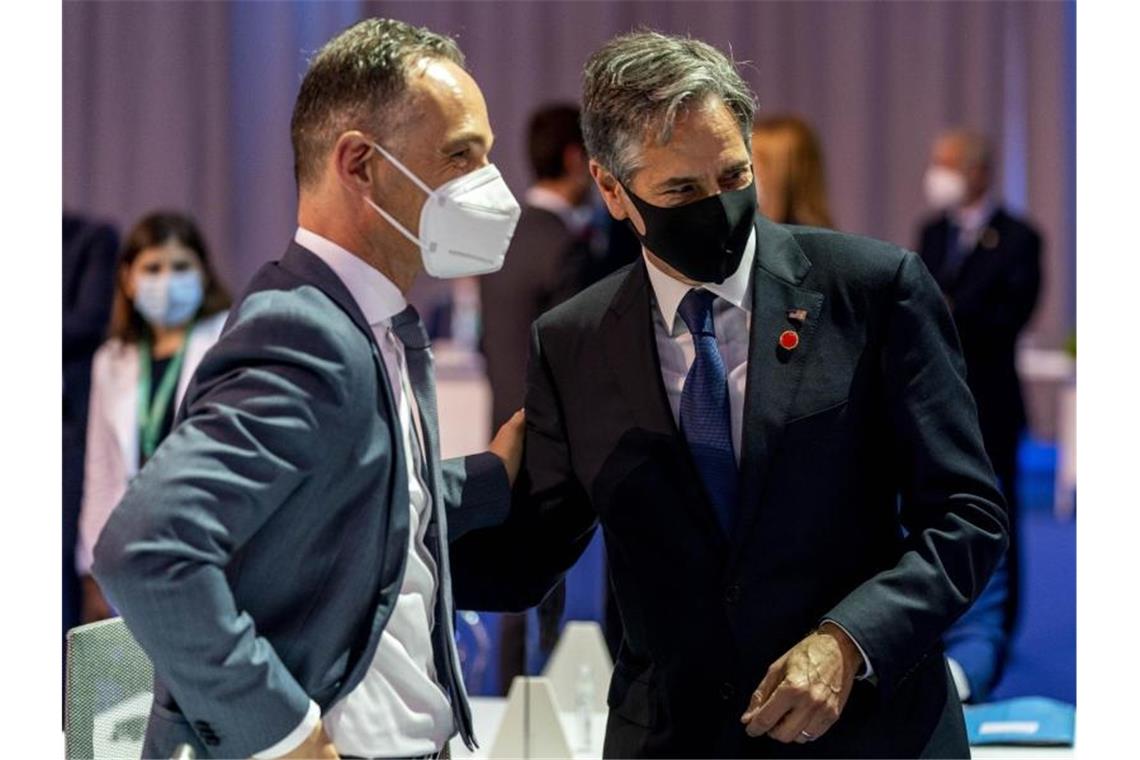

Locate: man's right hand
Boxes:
[489,409,526,486]
[274,720,337,759]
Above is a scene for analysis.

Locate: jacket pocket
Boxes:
[607,660,654,728]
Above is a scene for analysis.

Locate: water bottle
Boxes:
[575,663,594,751]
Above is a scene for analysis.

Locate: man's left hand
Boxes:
[489,409,526,486]
[740,622,861,744]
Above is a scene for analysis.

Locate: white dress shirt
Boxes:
[951,195,997,251]
[642,230,875,679]
[255,228,454,758]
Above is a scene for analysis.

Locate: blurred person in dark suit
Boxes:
[750,115,834,227]
[917,128,1042,636]
[480,104,594,692]
[481,104,592,431]
[452,31,1007,757]
[62,213,118,665]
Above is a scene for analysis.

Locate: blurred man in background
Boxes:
[481,104,592,433]
[917,129,1042,644]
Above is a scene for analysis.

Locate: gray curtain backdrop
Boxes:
[63,0,1075,346]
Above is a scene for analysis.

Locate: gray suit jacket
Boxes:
[93,242,510,758]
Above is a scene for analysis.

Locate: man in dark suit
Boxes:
[451,32,1007,757]
[918,129,1042,636]
[93,18,524,759]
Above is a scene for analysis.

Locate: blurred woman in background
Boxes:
[751,114,834,227]
[76,211,230,622]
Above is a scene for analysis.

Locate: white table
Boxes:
[454,697,607,759]
[454,697,1074,759]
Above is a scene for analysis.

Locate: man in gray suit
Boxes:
[94,18,524,759]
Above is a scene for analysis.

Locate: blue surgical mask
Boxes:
[134,271,204,327]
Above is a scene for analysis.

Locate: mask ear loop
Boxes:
[339,142,428,248]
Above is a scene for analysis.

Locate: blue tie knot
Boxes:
[677,288,717,337]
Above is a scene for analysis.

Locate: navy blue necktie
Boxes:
[677,289,739,535]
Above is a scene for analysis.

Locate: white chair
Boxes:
[488,677,574,759]
[65,618,153,760]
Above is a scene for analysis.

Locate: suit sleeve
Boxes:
[440,452,511,540]
[449,321,598,613]
[822,251,1009,694]
[92,307,358,758]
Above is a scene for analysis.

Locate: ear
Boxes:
[332,130,378,193]
[590,159,629,221]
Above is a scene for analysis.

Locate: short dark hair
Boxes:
[290,17,466,189]
[109,211,231,343]
[527,104,583,180]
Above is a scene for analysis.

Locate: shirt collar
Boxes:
[294,227,407,326]
[952,195,997,234]
[525,185,592,234]
[642,227,756,335]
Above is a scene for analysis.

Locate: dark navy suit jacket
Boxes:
[451,216,1008,757]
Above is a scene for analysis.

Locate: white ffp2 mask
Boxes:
[923,166,968,211]
[363,142,521,278]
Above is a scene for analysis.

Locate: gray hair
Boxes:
[290,18,465,189]
[581,31,757,183]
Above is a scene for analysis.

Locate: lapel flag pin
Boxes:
[779,330,800,351]
[787,308,808,323]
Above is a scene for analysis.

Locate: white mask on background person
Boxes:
[134,271,204,327]
[923,165,968,211]
[361,142,522,278]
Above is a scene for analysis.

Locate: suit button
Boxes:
[724,584,741,603]
[720,682,736,701]
[204,736,220,747]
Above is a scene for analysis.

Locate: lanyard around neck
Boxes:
[137,329,192,461]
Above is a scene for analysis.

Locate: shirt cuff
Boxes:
[251,699,321,759]
[821,618,875,680]
[946,657,972,702]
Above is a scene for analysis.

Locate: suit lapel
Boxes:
[732,217,825,567]
[278,240,406,529]
[602,260,729,552]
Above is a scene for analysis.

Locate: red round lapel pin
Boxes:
[778,329,800,351]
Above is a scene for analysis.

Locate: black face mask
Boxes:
[623,180,757,284]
